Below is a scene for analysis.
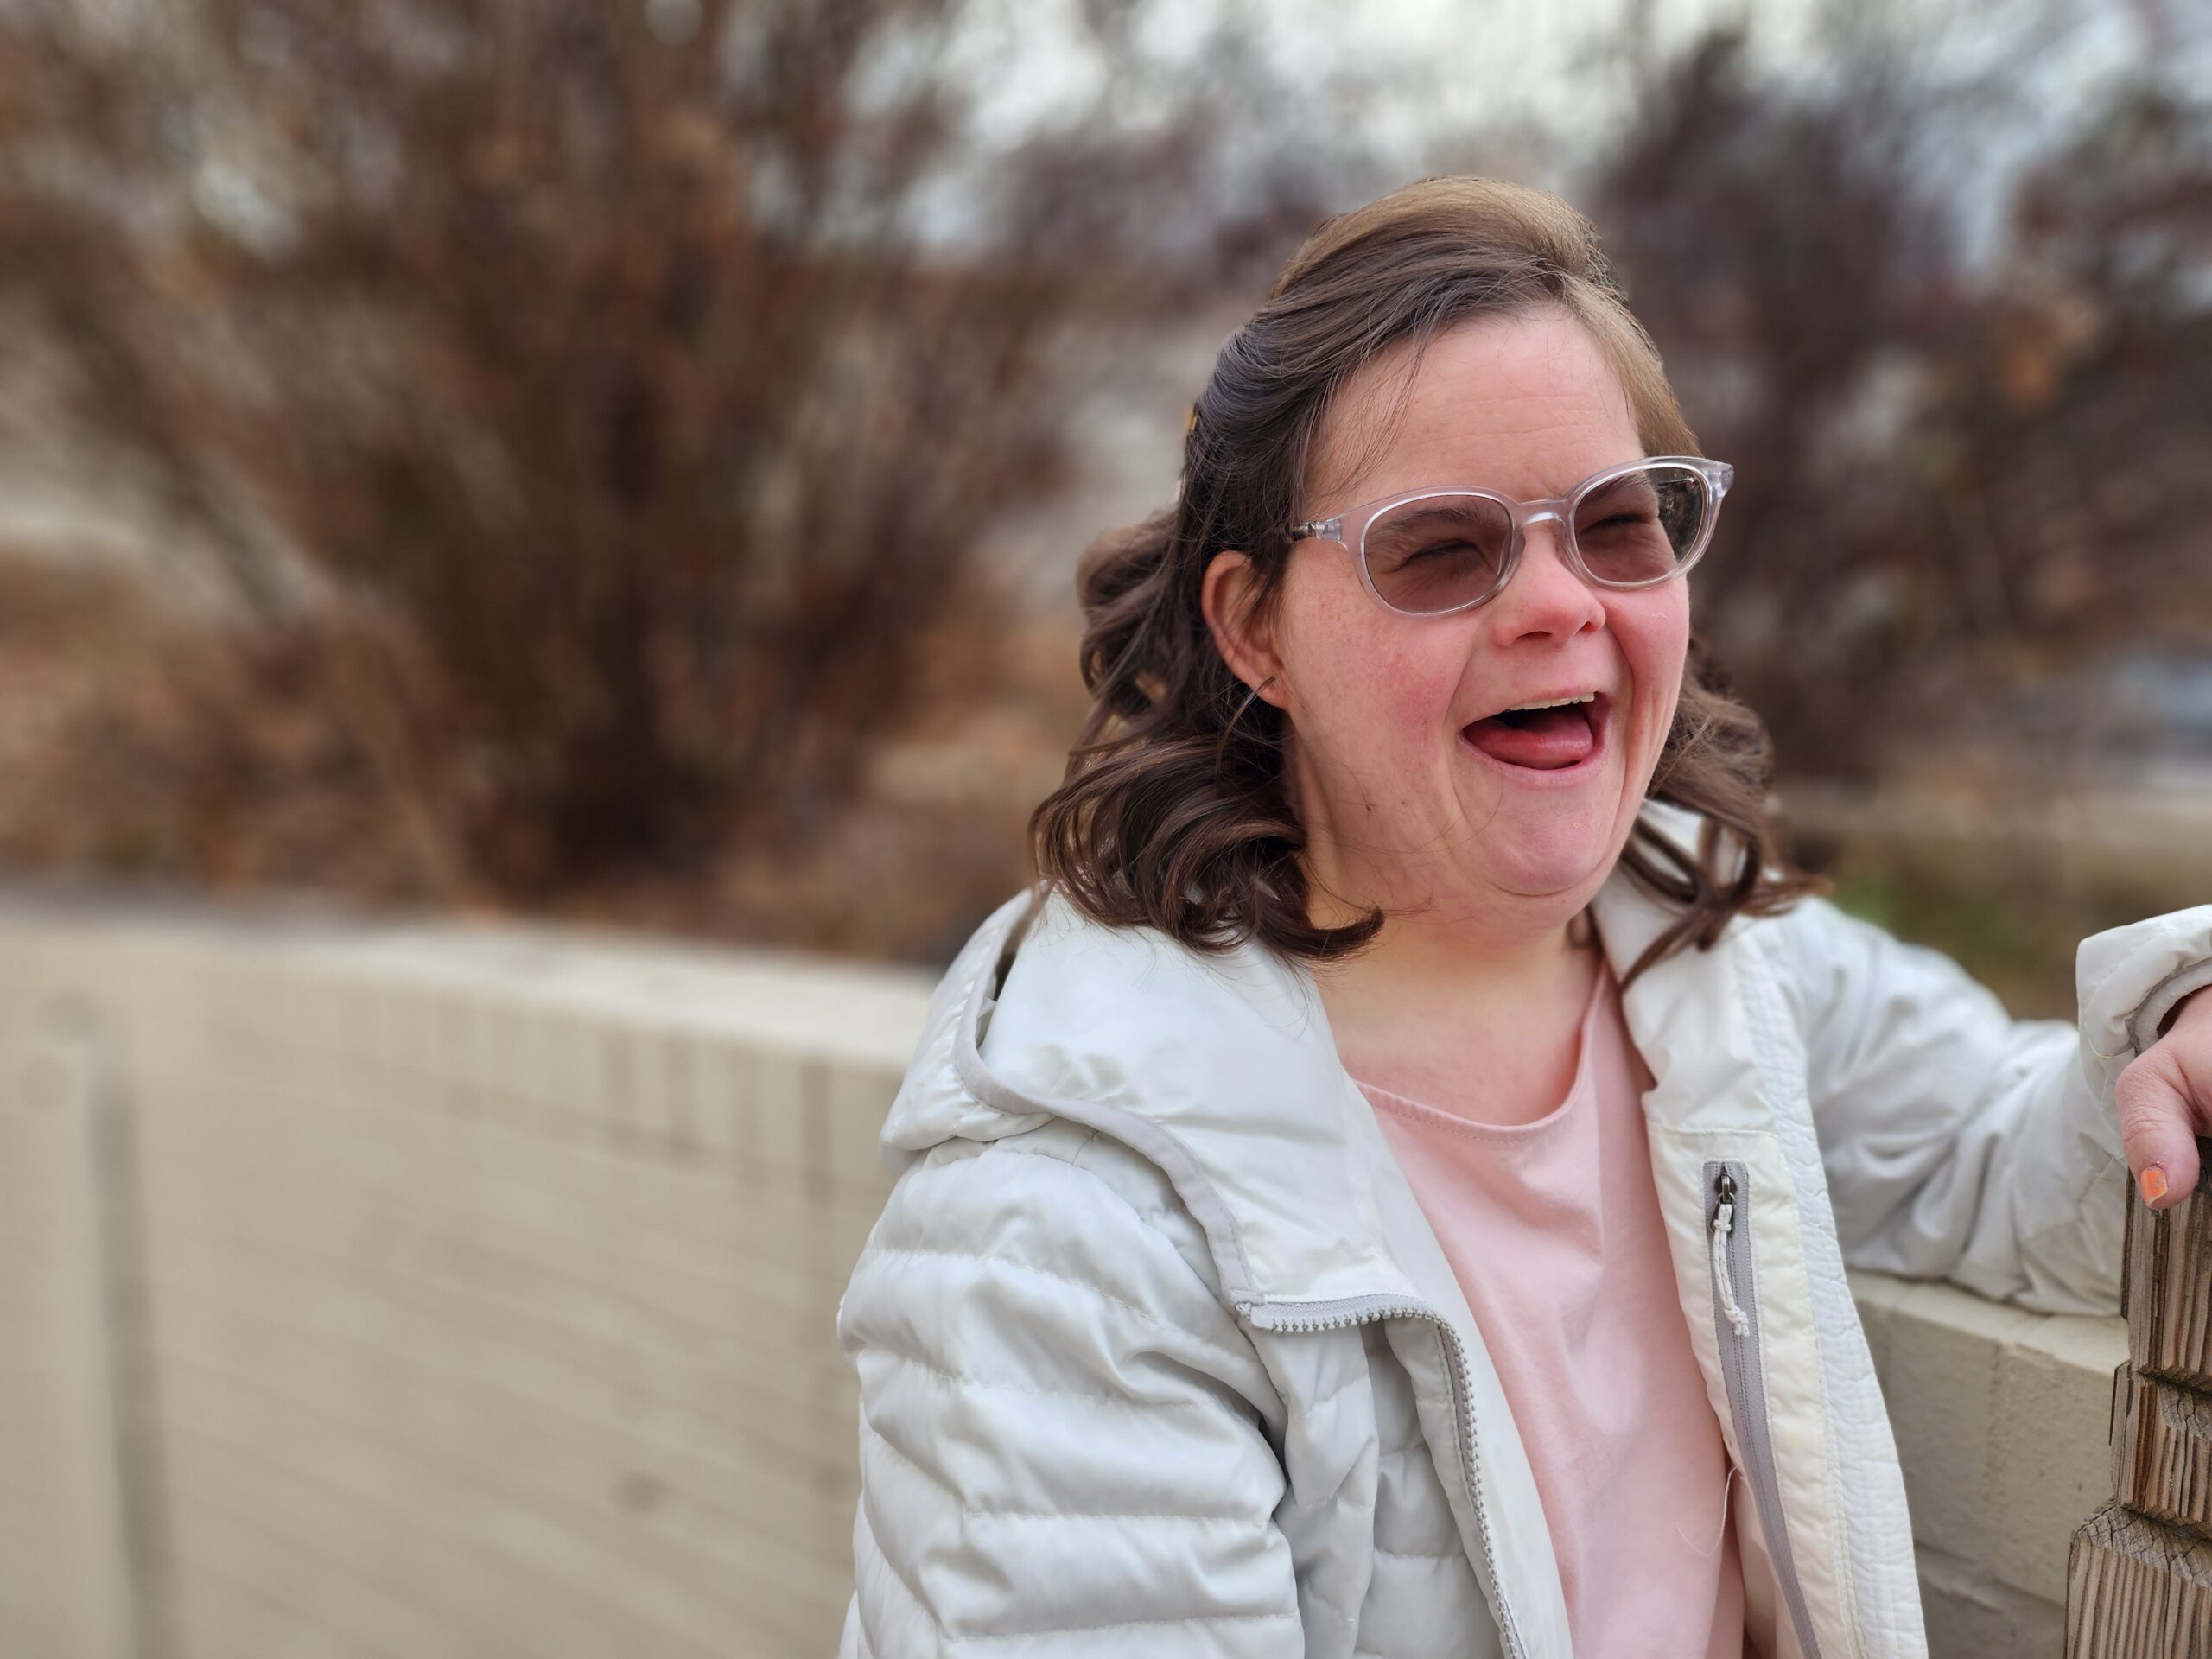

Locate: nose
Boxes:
[1485,515,1605,642]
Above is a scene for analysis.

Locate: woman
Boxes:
[834,176,2212,1658]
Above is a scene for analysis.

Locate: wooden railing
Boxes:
[2068,1135,2212,1649]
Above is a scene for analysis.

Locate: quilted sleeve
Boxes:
[1764,892,2212,1316]
[833,1132,1304,1658]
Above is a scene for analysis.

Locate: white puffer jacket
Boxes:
[835,798,2212,1658]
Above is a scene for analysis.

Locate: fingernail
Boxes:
[2140,1166,2169,1205]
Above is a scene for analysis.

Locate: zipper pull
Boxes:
[1710,1170,1750,1338]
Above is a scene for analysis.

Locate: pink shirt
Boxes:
[1351,954,1746,1658]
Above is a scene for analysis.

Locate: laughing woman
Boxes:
[833,176,2212,1658]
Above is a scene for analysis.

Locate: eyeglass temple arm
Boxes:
[1287,517,1342,543]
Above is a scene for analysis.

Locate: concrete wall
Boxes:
[1855,1272,2122,1649]
[0,890,2123,1658]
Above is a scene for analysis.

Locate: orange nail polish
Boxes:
[2141,1166,2169,1205]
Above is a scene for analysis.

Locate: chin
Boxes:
[1474,798,1624,898]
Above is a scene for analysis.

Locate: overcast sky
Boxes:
[905,0,2207,271]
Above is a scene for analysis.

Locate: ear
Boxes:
[1201,549,1290,710]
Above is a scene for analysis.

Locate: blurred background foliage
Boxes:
[0,0,2203,1012]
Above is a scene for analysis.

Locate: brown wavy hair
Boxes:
[1027,175,1829,992]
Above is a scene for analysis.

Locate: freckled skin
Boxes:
[1201,309,1691,1088]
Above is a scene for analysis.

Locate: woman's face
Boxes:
[1205,308,1691,936]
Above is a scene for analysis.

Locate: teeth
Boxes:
[1506,693,1596,713]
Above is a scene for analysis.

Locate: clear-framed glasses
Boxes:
[1287,454,1734,619]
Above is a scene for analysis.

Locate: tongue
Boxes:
[1463,706,1595,770]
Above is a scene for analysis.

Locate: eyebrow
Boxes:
[1387,465,1647,509]
[1370,502,1497,535]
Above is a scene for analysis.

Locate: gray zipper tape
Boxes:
[1705,1157,1823,1659]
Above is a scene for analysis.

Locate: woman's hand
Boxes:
[2118,987,2212,1210]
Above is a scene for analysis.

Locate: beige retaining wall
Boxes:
[0,890,2123,1658]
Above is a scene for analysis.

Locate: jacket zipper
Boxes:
[1706,1160,1824,1658]
[1237,1293,1526,1659]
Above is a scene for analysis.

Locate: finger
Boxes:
[2115,1046,2204,1210]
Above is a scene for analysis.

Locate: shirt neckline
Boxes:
[1352,950,1614,1141]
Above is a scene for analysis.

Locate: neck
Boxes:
[1292,871,1610,1106]
[1306,878,1593,995]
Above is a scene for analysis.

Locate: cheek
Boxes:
[1373,639,1461,742]
[1282,581,1457,760]
[1616,593,1692,739]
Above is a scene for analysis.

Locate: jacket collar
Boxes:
[888,793,1744,1313]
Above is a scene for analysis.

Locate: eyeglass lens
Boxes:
[1361,463,1711,615]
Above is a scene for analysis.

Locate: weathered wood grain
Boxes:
[2123,1138,2212,1391]
[2113,1363,2212,1543]
[2067,1501,2212,1657]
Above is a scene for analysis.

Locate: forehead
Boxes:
[1306,310,1645,512]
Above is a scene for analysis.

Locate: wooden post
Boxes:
[2067,1136,2212,1654]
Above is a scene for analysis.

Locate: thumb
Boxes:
[2115,1043,2204,1210]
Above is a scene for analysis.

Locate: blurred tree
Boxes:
[1584,18,2212,782]
[1924,77,2212,660]
[0,0,1335,905]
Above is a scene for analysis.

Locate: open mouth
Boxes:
[1460,691,1611,775]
